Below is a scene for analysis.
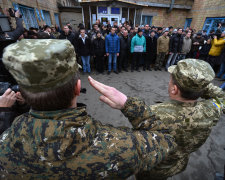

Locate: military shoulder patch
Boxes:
[212,102,221,110]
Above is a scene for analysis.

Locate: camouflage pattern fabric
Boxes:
[135,84,223,180]
[0,97,177,179]
[168,59,215,92]
[2,39,80,93]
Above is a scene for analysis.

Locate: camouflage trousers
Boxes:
[155,52,166,68]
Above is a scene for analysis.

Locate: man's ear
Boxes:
[173,84,179,95]
[171,84,179,95]
[75,79,81,96]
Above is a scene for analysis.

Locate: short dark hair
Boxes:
[80,28,85,32]
[37,32,50,39]
[21,74,79,111]
[110,27,116,31]
[172,76,203,100]
[96,31,101,35]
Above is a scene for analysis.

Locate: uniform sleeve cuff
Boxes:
[121,97,155,128]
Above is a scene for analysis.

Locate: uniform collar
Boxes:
[169,99,197,107]
[29,103,88,122]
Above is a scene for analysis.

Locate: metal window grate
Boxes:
[54,13,60,26]
[203,17,225,34]
[184,18,192,29]
[142,15,152,26]
[42,10,52,26]
[18,5,38,29]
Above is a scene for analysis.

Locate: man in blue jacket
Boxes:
[105,27,120,74]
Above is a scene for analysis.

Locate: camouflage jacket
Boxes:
[0,97,176,179]
[136,83,224,180]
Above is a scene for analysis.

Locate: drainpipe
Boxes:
[168,0,175,13]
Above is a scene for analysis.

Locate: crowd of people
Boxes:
[19,19,225,76]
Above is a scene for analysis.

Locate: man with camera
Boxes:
[207,29,225,69]
[1,9,24,41]
[0,88,27,135]
[0,9,27,134]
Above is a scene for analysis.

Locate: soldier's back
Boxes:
[0,102,176,179]
[136,99,221,179]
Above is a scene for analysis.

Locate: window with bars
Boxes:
[203,17,225,34]
[42,10,52,26]
[184,18,192,29]
[142,15,152,26]
[54,13,60,26]
[18,5,38,29]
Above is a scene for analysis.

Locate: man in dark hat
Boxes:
[155,27,163,38]
[191,31,204,59]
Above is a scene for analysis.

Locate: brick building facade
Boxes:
[0,0,60,28]
[80,0,193,30]
[187,0,225,33]
[0,0,82,30]
[0,0,224,33]
[80,0,225,33]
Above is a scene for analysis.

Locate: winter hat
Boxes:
[162,28,169,34]
[138,28,142,33]
[150,30,156,34]
[197,31,202,36]
[158,27,163,31]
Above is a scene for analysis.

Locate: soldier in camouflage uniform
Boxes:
[0,39,177,179]
[136,59,225,180]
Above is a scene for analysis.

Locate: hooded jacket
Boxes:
[92,37,105,56]
[130,34,146,53]
[209,37,225,56]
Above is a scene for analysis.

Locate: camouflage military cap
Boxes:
[168,59,215,92]
[3,39,80,93]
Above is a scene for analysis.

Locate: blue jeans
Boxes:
[81,56,91,73]
[217,62,225,79]
[108,53,117,71]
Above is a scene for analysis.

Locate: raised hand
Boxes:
[88,76,127,110]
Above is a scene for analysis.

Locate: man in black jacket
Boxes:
[144,30,157,70]
[92,31,105,74]
[59,25,76,48]
[143,24,150,37]
[166,28,183,70]
[119,30,129,72]
[76,28,92,74]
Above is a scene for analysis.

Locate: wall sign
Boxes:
[98,7,107,14]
